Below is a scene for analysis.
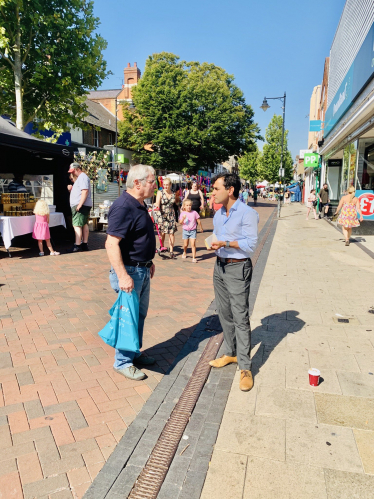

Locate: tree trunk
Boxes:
[14,7,23,130]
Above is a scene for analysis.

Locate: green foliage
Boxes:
[260,114,293,183]
[238,145,264,182]
[74,150,111,181]
[118,52,262,172]
[0,0,110,131]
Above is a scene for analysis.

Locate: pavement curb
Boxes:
[84,208,278,499]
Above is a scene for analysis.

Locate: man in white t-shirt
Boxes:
[67,163,92,252]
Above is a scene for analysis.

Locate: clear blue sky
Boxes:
[93,0,345,160]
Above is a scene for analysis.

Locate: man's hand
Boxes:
[76,204,82,212]
[118,274,134,293]
[211,241,226,250]
[67,185,73,192]
[150,263,156,279]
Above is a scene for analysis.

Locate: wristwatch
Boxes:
[225,241,230,248]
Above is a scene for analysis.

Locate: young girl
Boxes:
[306,189,318,220]
[179,199,203,263]
[33,200,60,256]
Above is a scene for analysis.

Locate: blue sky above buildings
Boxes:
[94,0,345,161]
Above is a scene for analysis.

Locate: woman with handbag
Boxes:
[334,186,364,246]
[306,189,318,220]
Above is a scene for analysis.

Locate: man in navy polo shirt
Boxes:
[105,164,157,381]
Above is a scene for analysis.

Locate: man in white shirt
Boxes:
[67,163,92,252]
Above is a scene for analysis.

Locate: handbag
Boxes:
[313,200,317,207]
[331,212,339,222]
[98,290,140,352]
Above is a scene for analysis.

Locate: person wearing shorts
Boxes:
[68,163,92,252]
[319,183,330,218]
[179,199,203,263]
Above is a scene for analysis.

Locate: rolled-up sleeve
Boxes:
[237,210,259,256]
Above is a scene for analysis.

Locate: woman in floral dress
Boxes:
[155,178,178,258]
[334,186,363,246]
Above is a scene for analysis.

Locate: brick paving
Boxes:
[0,200,275,499]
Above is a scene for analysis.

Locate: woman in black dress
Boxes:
[186,181,204,214]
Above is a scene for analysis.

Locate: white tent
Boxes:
[162,173,182,183]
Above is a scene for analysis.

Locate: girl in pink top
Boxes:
[33,200,60,256]
[306,189,318,220]
[179,199,203,263]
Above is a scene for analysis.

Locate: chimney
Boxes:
[124,62,141,85]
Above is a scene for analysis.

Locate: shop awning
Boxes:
[0,117,74,172]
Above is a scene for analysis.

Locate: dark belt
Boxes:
[217,256,250,264]
[124,260,153,268]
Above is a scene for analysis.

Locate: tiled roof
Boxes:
[83,100,117,132]
[87,89,122,99]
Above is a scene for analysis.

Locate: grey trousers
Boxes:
[213,258,253,370]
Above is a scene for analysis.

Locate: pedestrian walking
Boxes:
[284,190,291,204]
[155,177,178,258]
[105,164,157,381]
[335,186,364,246]
[242,189,249,204]
[185,181,205,214]
[208,173,258,392]
[33,200,60,256]
[67,163,92,252]
[319,183,330,218]
[179,199,204,262]
[253,187,258,206]
[306,189,318,220]
[208,192,223,214]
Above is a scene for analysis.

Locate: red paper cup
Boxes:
[308,368,320,386]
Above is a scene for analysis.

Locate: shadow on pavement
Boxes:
[250,310,305,376]
[142,313,220,376]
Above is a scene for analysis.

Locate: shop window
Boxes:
[342,142,357,195]
[363,144,374,190]
[356,138,374,190]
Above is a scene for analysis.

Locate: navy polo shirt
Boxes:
[107,191,156,263]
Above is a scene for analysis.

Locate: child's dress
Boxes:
[32,215,50,240]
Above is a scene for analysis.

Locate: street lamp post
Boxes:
[260,91,286,218]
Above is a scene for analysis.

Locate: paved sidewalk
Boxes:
[0,202,275,499]
[201,203,374,499]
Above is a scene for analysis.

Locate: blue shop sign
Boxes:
[325,23,374,137]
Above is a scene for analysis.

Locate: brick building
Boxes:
[87,63,141,120]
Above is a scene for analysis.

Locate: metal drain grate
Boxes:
[128,333,223,499]
[127,209,277,499]
[338,318,349,323]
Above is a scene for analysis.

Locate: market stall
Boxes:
[0,212,66,251]
[0,118,74,253]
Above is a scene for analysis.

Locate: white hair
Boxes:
[126,164,155,189]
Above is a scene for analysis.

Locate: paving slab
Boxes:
[286,419,363,472]
[354,429,374,475]
[324,468,374,499]
[315,392,374,430]
[200,450,247,499]
[243,457,327,499]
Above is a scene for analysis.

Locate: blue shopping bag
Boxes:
[98,290,140,353]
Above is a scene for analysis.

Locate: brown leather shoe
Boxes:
[209,355,237,368]
[240,370,254,392]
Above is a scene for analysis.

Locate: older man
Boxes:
[105,164,157,381]
[208,173,259,392]
[68,163,92,252]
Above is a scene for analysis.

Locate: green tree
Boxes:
[0,0,109,132]
[238,145,264,183]
[118,52,261,171]
[261,114,293,183]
